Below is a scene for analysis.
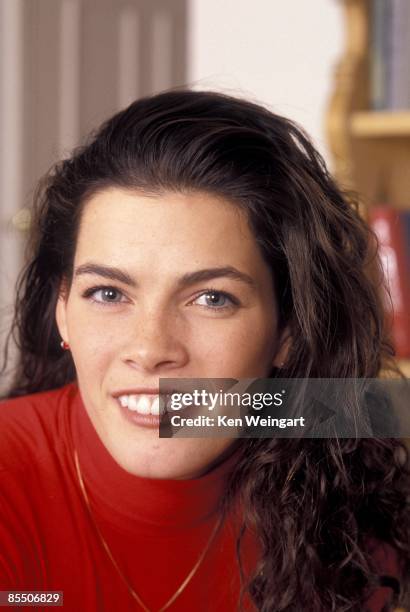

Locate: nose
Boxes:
[122,308,189,374]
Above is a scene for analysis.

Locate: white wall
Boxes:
[187,0,344,164]
[0,0,25,372]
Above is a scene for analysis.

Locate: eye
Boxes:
[83,286,127,304]
[192,290,238,310]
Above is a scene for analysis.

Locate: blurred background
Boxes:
[0,0,409,378]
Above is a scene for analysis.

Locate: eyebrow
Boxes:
[74,263,257,290]
[74,263,136,286]
[177,267,257,289]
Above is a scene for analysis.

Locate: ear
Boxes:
[272,327,292,368]
[55,280,69,344]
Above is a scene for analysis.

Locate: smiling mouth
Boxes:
[117,394,165,416]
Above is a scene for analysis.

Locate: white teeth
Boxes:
[119,396,128,408]
[118,394,165,416]
[127,395,140,411]
[151,396,160,415]
[136,395,151,414]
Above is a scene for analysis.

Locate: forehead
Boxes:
[74,188,265,275]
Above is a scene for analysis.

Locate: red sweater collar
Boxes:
[70,384,239,532]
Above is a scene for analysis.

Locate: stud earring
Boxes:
[60,340,70,350]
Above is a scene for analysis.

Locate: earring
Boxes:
[60,340,70,350]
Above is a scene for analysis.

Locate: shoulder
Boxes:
[0,383,77,472]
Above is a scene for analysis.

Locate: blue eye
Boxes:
[84,286,126,304]
[194,290,237,310]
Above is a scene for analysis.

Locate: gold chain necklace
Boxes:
[73,449,224,612]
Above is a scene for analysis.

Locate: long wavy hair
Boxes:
[2,90,409,611]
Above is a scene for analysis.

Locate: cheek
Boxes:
[190,315,277,373]
[67,308,122,373]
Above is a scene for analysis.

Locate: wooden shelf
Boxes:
[398,360,410,378]
[350,111,410,138]
[327,1,410,383]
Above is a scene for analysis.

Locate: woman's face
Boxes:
[56,188,286,479]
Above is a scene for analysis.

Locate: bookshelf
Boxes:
[351,110,410,137]
[401,360,410,377]
[326,0,410,375]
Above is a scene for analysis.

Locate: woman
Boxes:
[0,90,409,611]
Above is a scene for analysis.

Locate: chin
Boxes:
[119,439,235,480]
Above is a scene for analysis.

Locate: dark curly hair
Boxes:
[2,90,409,611]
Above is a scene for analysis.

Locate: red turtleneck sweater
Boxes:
[0,384,400,611]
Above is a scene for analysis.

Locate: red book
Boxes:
[369,206,410,358]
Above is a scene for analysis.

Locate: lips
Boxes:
[112,387,181,417]
[118,394,164,415]
[112,382,213,420]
